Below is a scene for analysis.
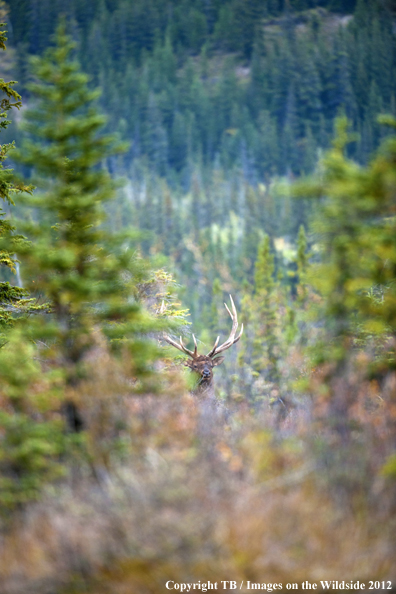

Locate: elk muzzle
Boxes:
[201,363,212,381]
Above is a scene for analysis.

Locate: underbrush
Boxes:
[1,360,395,594]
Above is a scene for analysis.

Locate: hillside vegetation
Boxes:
[5,0,396,333]
[0,2,395,593]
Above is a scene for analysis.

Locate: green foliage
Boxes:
[7,0,393,184]
[0,412,65,510]
[235,223,314,403]
[381,453,396,478]
[0,21,36,341]
[0,21,70,513]
[0,20,33,201]
[251,235,280,381]
[296,224,309,305]
[238,236,283,401]
[0,328,67,512]
[13,23,160,387]
[5,0,396,327]
[254,234,275,294]
[0,22,173,513]
[294,116,396,366]
[2,3,396,574]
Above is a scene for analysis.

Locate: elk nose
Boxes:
[202,368,211,378]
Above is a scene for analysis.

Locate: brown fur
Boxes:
[184,354,225,394]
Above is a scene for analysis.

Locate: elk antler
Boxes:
[163,295,243,359]
[162,332,198,358]
[207,295,244,357]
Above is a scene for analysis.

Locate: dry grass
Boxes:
[0,354,395,594]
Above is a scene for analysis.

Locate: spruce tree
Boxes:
[0,327,67,512]
[252,234,279,382]
[14,23,159,402]
[0,23,36,341]
[293,117,387,354]
[235,0,265,60]
[0,22,71,514]
[296,224,309,306]
[291,114,396,486]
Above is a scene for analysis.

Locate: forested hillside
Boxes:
[8,0,395,182]
[5,0,396,336]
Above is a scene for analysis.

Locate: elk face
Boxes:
[184,355,225,386]
[163,295,243,395]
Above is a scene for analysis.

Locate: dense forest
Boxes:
[8,0,395,180]
[0,0,396,592]
[5,0,396,328]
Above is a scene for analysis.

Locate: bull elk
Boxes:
[163,295,243,396]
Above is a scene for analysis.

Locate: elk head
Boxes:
[163,295,243,393]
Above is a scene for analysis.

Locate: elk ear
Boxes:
[212,356,225,367]
[184,359,194,368]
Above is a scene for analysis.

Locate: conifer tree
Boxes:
[252,234,279,382]
[292,115,396,439]
[14,23,159,401]
[293,117,393,356]
[0,22,36,341]
[296,224,309,306]
[0,327,67,512]
[235,0,265,60]
[290,113,396,484]
[0,24,70,509]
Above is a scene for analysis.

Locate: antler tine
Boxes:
[208,295,244,357]
[220,294,239,345]
[162,333,195,357]
[192,334,198,357]
[214,322,244,356]
[224,302,232,318]
[225,293,238,318]
[225,294,238,336]
[179,336,196,357]
[207,335,220,357]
